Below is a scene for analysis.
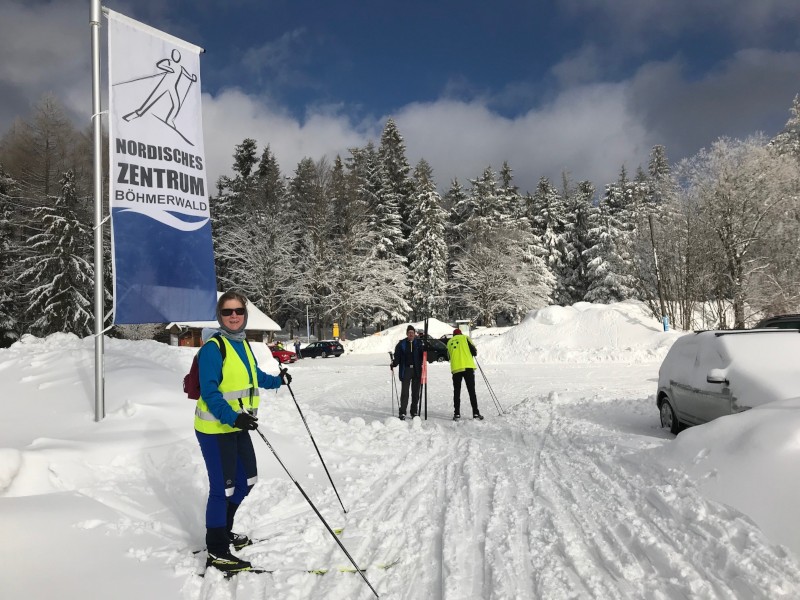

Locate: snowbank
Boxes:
[344,302,683,364]
[478,301,684,363]
[651,396,800,558]
[344,318,454,355]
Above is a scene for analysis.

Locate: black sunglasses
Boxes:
[220,307,246,317]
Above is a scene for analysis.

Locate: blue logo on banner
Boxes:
[112,208,216,324]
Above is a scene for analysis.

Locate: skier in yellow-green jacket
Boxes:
[446,328,484,421]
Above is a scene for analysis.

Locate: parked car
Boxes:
[753,314,800,329]
[657,329,800,434]
[300,340,344,359]
[418,333,449,363]
[268,343,297,364]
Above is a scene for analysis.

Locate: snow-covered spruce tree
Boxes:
[341,143,410,329]
[286,156,336,339]
[253,144,287,218]
[561,180,598,304]
[769,94,800,162]
[212,138,259,287]
[528,176,569,304]
[326,154,368,337]
[444,177,469,254]
[584,180,638,304]
[442,178,469,320]
[19,171,93,336]
[498,161,525,223]
[408,159,448,320]
[0,164,20,344]
[347,142,381,215]
[464,166,503,235]
[377,119,413,258]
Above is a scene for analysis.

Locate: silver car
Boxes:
[657,329,800,434]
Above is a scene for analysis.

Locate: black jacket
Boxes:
[392,338,424,380]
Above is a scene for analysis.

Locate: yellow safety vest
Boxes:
[194,336,261,434]
[447,334,477,374]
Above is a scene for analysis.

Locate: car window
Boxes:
[695,339,724,370]
[719,332,800,367]
[673,336,699,363]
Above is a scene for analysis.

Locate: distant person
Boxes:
[195,290,291,574]
[294,338,302,358]
[446,328,483,421]
[390,325,424,420]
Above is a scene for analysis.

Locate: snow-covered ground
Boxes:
[4,301,800,599]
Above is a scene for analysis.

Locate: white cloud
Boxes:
[200,83,651,195]
[200,89,370,184]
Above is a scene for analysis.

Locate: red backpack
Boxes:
[183,334,225,400]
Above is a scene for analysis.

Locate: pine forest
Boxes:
[2,93,800,344]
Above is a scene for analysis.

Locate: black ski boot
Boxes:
[230,532,253,551]
[206,551,252,575]
[453,413,461,421]
[473,413,484,420]
[399,414,406,421]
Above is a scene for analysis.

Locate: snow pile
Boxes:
[344,318,454,355]
[479,300,684,363]
[652,396,800,558]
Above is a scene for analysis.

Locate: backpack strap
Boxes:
[208,333,226,361]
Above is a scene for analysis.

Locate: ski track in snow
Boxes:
[183,388,800,599]
[17,350,800,600]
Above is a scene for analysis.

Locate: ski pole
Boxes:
[388,352,397,416]
[475,359,504,415]
[281,371,347,514]
[423,317,429,420]
[253,428,379,598]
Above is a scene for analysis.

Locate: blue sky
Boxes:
[2,0,800,194]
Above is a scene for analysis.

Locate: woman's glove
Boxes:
[234,412,259,430]
[280,368,292,385]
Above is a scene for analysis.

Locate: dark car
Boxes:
[418,333,449,363]
[300,340,344,358]
[753,314,800,330]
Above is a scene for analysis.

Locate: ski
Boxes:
[198,558,399,578]
[191,528,344,555]
[197,567,270,578]
[265,558,400,575]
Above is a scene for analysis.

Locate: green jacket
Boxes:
[447,334,477,373]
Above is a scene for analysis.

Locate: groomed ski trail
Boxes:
[286,394,800,599]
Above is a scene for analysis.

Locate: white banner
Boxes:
[107,10,217,324]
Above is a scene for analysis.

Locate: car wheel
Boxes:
[436,355,445,363]
[659,398,680,435]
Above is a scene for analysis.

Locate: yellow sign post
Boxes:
[333,322,340,339]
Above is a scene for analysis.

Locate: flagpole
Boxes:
[91,0,105,421]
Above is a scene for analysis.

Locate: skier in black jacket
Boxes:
[390,325,424,420]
